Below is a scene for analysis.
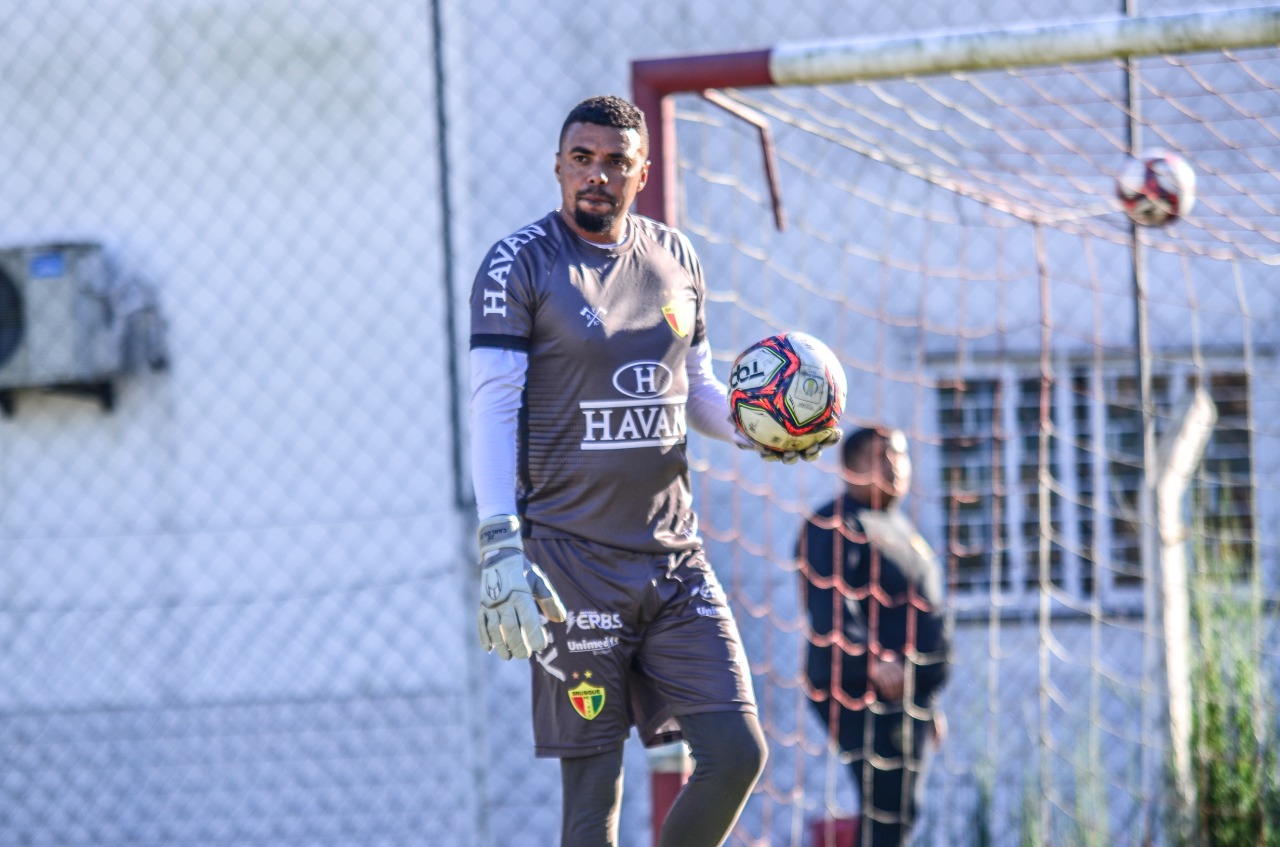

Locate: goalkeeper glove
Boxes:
[476,514,567,660]
[732,423,843,465]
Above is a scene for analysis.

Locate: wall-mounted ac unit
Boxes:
[0,242,122,408]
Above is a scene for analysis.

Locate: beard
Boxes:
[573,206,617,233]
[572,189,620,234]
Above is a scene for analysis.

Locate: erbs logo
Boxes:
[612,361,674,399]
[566,610,624,632]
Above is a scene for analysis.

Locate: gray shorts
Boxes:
[524,535,758,758]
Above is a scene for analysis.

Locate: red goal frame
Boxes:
[631,48,771,225]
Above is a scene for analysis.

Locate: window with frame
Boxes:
[937,360,1254,615]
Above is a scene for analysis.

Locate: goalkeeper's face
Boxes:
[555,122,650,243]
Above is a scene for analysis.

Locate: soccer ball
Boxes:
[728,331,847,454]
[1116,149,1196,227]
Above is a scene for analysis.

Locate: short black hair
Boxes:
[841,427,881,469]
[841,425,906,469]
[559,95,649,154]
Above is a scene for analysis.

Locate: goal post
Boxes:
[632,5,1280,223]
[633,7,1279,845]
[1154,387,1218,841]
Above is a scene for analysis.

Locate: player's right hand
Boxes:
[476,514,567,660]
[782,426,843,464]
[869,653,906,701]
[732,420,842,464]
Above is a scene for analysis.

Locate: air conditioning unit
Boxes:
[0,242,123,407]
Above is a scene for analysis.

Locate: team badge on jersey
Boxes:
[568,672,606,720]
[661,301,691,338]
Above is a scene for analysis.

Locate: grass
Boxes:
[1184,541,1280,846]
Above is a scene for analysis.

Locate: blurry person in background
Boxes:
[798,425,952,847]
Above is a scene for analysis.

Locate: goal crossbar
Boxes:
[631,5,1280,222]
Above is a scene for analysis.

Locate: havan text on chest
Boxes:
[578,360,687,451]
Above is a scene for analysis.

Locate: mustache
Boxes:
[576,190,614,203]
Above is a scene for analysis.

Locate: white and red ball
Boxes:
[1116,149,1196,227]
[729,331,847,454]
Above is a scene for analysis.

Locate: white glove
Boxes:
[476,514,567,660]
[732,422,843,465]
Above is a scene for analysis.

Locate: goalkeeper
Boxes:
[468,94,839,847]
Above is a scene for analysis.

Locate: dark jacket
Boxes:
[798,494,951,710]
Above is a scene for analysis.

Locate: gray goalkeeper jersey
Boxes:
[469,210,708,554]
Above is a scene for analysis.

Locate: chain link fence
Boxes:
[1,1,479,844]
[2,1,1274,846]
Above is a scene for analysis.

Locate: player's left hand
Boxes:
[733,424,842,464]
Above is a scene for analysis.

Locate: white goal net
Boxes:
[645,8,1280,845]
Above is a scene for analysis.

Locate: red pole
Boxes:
[630,46,773,845]
[631,50,772,224]
[647,742,692,845]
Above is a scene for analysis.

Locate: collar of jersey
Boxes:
[574,219,630,252]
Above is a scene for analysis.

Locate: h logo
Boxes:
[630,365,658,395]
[611,361,674,399]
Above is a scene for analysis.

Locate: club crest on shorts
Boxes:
[568,672,606,720]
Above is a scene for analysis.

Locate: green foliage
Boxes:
[1018,769,1042,847]
[971,767,994,847]
[1071,745,1110,847]
[1187,553,1280,846]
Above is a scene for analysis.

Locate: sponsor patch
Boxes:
[567,636,620,654]
[612,361,674,399]
[690,581,719,602]
[579,398,687,451]
[480,223,546,317]
[565,610,623,632]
